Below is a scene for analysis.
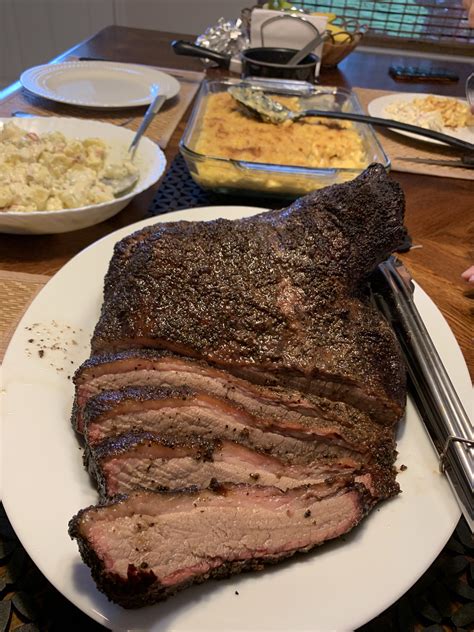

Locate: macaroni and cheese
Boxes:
[188,92,369,195]
[195,92,367,170]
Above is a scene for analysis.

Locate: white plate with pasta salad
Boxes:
[368,92,474,145]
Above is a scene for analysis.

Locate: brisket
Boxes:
[82,385,396,470]
[90,164,406,423]
[86,432,364,498]
[69,482,374,608]
[72,350,390,437]
[69,165,408,610]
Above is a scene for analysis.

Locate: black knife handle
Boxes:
[303,109,474,153]
[171,40,231,69]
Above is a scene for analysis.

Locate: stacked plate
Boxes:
[20,60,180,108]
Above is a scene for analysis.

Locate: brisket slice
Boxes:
[82,385,396,470]
[86,432,379,499]
[90,165,407,424]
[72,349,385,434]
[69,482,374,608]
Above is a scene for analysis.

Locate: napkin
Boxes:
[250,8,328,76]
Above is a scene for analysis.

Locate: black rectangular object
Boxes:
[389,65,459,83]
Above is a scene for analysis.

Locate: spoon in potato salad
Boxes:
[0,122,139,213]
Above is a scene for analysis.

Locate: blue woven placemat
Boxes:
[147,153,288,216]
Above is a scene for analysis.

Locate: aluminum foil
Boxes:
[195,17,250,56]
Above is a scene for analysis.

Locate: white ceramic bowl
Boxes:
[0,117,166,234]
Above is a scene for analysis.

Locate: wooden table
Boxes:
[0,24,472,632]
[0,25,472,381]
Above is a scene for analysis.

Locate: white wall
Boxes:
[0,0,249,88]
[0,0,116,87]
[114,0,247,36]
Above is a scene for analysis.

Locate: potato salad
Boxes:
[0,122,138,212]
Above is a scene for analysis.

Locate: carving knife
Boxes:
[396,155,474,169]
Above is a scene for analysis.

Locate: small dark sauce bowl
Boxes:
[241,48,318,83]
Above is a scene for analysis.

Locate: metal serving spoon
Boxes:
[286,31,327,66]
[102,86,167,196]
[229,86,474,153]
[101,171,140,197]
[466,73,474,109]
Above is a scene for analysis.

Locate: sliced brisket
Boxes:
[82,385,396,470]
[69,482,374,608]
[72,350,389,436]
[86,432,363,498]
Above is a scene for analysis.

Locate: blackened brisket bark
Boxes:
[91,164,407,424]
[69,483,374,608]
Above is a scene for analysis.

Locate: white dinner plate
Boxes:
[20,61,181,108]
[368,92,474,146]
[1,206,469,632]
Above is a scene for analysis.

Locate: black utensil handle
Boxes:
[171,40,231,69]
[304,109,474,152]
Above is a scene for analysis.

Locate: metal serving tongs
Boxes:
[370,256,473,531]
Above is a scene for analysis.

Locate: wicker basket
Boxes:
[241,7,367,69]
[320,16,367,67]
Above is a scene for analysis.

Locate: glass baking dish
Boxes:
[179,78,390,199]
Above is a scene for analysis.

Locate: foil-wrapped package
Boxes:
[195,17,250,56]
